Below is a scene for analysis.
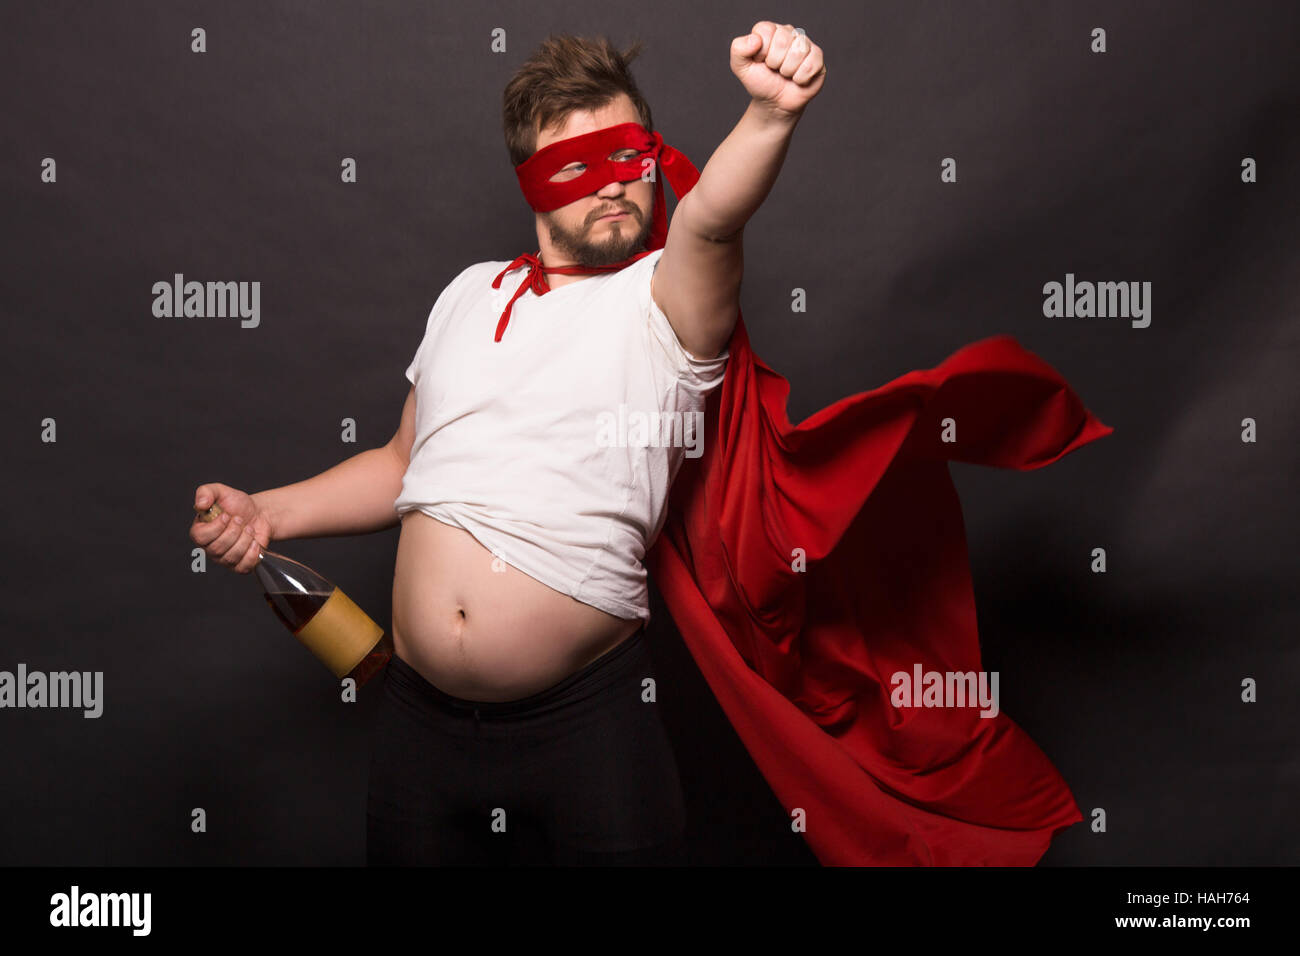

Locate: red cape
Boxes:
[645,321,1112,865]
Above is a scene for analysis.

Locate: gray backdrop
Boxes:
[2,0,1296,865]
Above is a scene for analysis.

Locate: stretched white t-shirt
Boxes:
[394,247,729,623]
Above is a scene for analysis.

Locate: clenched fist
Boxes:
[731,21,827,119]
[189,482,273,574]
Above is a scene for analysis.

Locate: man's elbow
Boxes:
[676,192,745,244]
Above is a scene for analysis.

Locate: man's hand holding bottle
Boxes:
[189,483,273,574]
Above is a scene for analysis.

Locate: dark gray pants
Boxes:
[366,627,687,865]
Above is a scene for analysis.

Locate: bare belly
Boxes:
[390,510,642,702]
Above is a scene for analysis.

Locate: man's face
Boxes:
[533,94,655,266]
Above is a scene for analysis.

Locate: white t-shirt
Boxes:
[394,247,730,623]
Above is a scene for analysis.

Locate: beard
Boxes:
[544,202,653,267]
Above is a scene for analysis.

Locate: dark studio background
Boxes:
[1,1,1296,866]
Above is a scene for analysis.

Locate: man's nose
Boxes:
[595,178,627,197]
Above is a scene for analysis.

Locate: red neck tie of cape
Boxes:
[487,118,1115,865]
[490,122,699,342]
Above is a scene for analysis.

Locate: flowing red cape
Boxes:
[645,320,1112,866]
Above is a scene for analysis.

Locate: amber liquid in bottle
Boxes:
[197,503,393,686]
[261,587,394,687]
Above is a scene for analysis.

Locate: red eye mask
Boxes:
[516,122,656,210]
[514,121,697,252]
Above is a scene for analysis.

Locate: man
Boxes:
[190,23,825,865]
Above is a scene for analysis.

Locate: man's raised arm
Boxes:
[652,21,826,360]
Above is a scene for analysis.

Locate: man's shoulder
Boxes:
[592,248,665,291]
[628,247,665,276]
[450,259,516,290]
[427,261,517,312]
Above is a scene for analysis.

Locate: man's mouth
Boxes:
[597,210,631,221]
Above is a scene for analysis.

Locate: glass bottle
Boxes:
[196,503,393,687]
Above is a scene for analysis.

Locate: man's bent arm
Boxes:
[252,386,417,541]
[653,22,825,360]
[252,446,407,542]
[653,103,798,359]
[678,100,801,243]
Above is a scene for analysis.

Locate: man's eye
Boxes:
[549,162,587,183]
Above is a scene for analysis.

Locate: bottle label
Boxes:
[293,588,384,678]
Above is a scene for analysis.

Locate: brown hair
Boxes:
[502,34,654,167]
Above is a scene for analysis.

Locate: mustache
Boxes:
[590,204,640,223]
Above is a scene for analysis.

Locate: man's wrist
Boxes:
[746,96,804,131]
[251,490,286,541]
